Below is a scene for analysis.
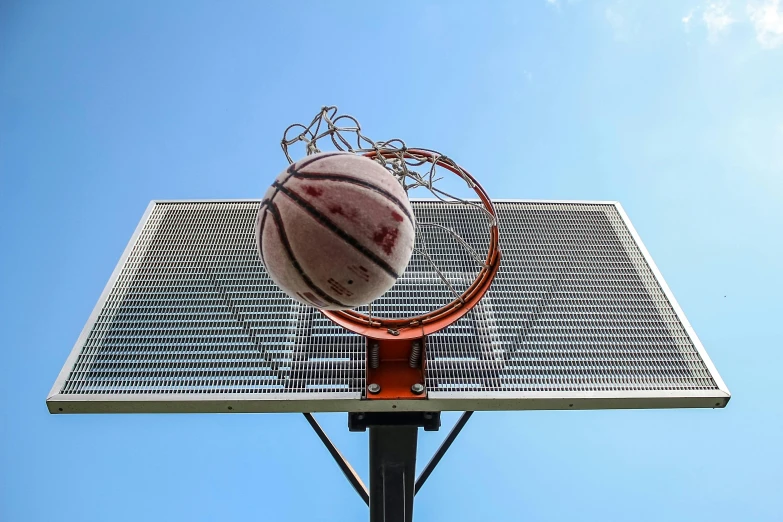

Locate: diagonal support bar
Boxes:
[303,413,369,506]
[414,411,473,495]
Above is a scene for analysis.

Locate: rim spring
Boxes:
[409,341,422,368]
[370,342,380,369]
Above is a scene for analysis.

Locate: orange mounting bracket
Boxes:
[365,336,427,400]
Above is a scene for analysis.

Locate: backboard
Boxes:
[47,199,730,414]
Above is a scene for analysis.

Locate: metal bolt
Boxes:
[423,412,433,420]
[368,383,381,394]
[356,413,365,421]
[411,383,425,395]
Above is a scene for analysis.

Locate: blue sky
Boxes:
[2,1,782,521]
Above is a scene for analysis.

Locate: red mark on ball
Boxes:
[391,211,404,222]
[329,204,358,222]
[304,186,323,197]
[373,227,399,255]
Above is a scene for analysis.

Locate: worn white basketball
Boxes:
[255,152,415,310]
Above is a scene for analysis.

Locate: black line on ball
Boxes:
[257,199,270,267]
[272,181,401,280]
[271,152,351,204]
[265,201,350,309]
[259,153,362,271]
[288,171,414,225]
[287,151,348,176]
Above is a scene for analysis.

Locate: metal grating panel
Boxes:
[425,202,716,393]
[58,202,364,397]
[48,200,729,413]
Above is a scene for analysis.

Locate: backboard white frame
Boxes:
[47,199,730,414]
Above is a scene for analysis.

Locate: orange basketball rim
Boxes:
[322,148,501,342]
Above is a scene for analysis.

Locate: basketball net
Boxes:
[280,106,500,342]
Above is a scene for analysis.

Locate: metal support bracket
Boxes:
[348,411,441,432]
[306,410,473,521]
[303,413,369,505]
[414,411,473,495]
[365,337,427,401]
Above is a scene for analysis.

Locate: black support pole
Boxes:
[369,426,418,522]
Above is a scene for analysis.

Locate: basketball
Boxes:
[255,152,416,310]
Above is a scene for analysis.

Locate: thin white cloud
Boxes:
[682,10,695,31]
[703,2,735,42]
[546,0,560,8]
[747,0,783,48]
[605,7,627,40]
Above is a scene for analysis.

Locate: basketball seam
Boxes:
[257,200,269,267]
[258,154,358,286]
[288,171,414,226]
[289,151,347,172]
[266,153,350,209]
[264,201,351,309]
[272,181,401,280]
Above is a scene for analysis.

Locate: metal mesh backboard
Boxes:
[48,200,729,413]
